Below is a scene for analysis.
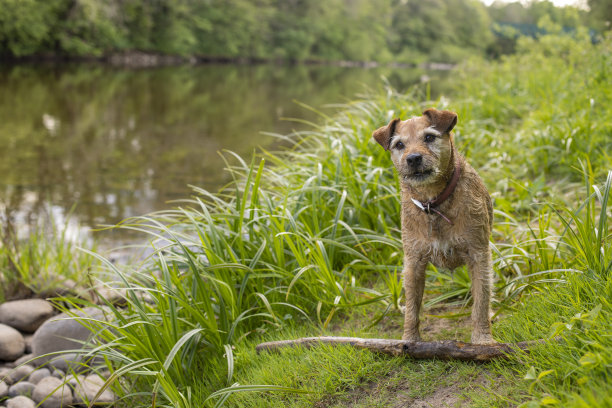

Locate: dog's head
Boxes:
[372,108,457,187]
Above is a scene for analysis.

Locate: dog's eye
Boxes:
[424,133,436,143]
[394,141,405,150]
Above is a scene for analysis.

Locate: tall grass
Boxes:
[0,215,98,302]
[72,32,611,407]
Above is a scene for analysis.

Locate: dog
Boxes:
[372,108,495,344]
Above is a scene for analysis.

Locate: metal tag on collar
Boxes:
[411,198,425,211]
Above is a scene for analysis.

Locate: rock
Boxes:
[72,374,115,406]
[12,354,34,368]
[32,377,73,408]
[0,300,54,334]
[6,365,34,384]
[48,353,86,374]
[0,367,15,384]
[95,287,128,306]
[0,379,8,397]
[27,368,51,385]
[31,307,104,365]
[0,324,25,361]
[50,369,64,379]
[8,381,35,398]
[6,396,36,408]
[64,374,85,389]
[23,336,33,354]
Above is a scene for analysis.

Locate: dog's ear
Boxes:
[423,108,457,134]
[372,118,400,150]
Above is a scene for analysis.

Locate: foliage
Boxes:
[0,0,491,62]
[65,31,612,407]
[0,213,98,302]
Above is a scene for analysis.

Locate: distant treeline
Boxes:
[0,0,605,63]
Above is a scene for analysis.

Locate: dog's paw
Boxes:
[402,333,421,342]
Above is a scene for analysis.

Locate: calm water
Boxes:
[0,63,446,244]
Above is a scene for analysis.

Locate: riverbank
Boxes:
[0,52,454,70]
[1,31,610,408]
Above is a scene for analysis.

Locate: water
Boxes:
[0,63,446,245]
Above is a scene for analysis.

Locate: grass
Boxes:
[0,215,99,302]
[45,31,612,407]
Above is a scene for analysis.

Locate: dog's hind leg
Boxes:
[402,258,427,341]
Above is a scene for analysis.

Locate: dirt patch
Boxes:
[393,370,495,408]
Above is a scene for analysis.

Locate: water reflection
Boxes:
[0,63,447,242]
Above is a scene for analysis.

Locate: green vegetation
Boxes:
[57,30,612,407]
[0,0,592,63]
[0,218,98,302]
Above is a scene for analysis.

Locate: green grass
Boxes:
[0,218,99,302]
[64,31,612,407]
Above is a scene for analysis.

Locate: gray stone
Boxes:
[0,367,14,384]
[95,287,128,307]
[0,300,54,333]
[0,324,25,362]
[12,355,34,368]
[6,365,34,384]
[32,377,73,408]
[50,369,64,379]
[72,374,115,406]
[23,336,33,355]
[64,374,85,389]
[6,396,36,408]
[27,368,51,385]
[31,308,104,365]
[7,381,35,398]
[0,380,8,398]
[47,353,87,374]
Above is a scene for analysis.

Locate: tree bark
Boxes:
[255,336,548,361]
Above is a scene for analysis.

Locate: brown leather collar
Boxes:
[411,162,461,224]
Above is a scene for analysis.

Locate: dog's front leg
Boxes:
[402,258,427,341]
[467,248,496,344]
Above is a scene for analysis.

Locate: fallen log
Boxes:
[255,336,550,361]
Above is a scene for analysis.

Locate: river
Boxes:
[0,63,447,247]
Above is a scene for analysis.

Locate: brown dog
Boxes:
[372,108,495,344]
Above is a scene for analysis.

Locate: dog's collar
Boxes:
[410,162,461,225]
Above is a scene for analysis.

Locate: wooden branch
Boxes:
[256,336,550,361]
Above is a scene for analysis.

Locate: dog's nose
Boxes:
[406,154,422,167]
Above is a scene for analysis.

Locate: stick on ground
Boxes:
[256,337,549,361]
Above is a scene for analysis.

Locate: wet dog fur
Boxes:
[372,108,495,344]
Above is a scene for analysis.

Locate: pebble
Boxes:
[6,365,35,384]
[0,379,8,397]
[0,367,14,384]
[31,307,104,365]
[27,368,51,385]
[23,335,33,354]
[32,376,73,408]
[64,373,85,388]
[0,299,54,333]
[48,353,86,374]
[72,374,115,406]
[12,354,34,368]
[51,368,64,379]
[0,324,25,361]
[7,381,35,398]
[6,395,37,408]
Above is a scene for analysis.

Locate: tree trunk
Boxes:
[255,336,548,361]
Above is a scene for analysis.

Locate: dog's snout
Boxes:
[406,153,423,167]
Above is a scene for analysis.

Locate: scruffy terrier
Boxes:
[372,108,495,344]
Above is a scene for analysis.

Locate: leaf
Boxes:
[579,352,600,367]
[537,370,554,380]
[524,366,537,380]
[540,395,560,405]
